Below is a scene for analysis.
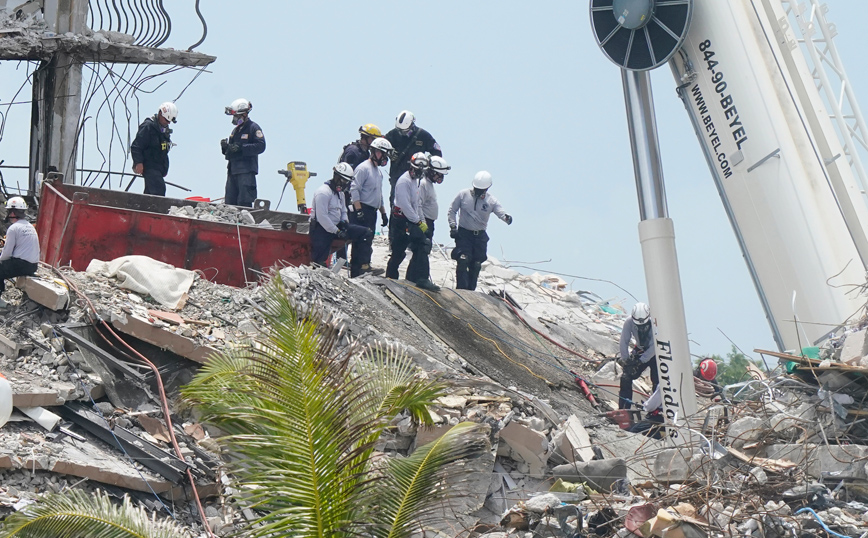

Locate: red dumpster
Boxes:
[36,178,343,287]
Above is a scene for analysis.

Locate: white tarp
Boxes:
[85,255,195,310]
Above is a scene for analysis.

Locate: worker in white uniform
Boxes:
[0,197,39,308]
[387,152,439,291]
[447,171,512,291]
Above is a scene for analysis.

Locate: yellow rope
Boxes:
[392,281,554,386]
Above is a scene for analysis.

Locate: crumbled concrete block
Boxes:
[651,448,698,484]
[17,277,70,311]
[499,422,549,476]
[0,334,20,358]
[11,387,63,408]
[562,415,595,462]
[806,445,868,480]
[840,328,868,365]
[551,459,627,493]
[413,424,452,451]
[524,493,562,513]
[726,417,766,448]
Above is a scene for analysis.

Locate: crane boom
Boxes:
[669,0,868,351]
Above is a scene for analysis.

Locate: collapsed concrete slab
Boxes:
[110,312,217,364]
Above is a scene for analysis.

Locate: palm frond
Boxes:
[0,490,188,538]
[354,346,448,426]
[371,422,492,538]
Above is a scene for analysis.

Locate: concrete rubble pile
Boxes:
[0,237,866,537]
[167,202,274,228]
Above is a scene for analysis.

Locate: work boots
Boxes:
[415,279,440,292]
[359,264,385,277]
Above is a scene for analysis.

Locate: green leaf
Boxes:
[0,490,188,538]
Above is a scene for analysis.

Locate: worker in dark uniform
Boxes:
[221,98,266,207]
[336,123,382,266]
[309,163,372,266]
[130,101,177,196]
[340,123,382,170]
[384,110,441,207]
[387,152,438,291]
[446,171,512,291]
[618,302,658,410]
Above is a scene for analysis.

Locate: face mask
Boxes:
[473,188,487,198]
[232,115,245,126]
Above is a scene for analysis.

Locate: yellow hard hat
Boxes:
[359,123,382,138]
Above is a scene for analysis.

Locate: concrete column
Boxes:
[28,0,86,190]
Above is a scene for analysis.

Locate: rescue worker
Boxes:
[221,98,266,207]
[418,155,450,277]
[336,124,382,265]
[447,171,512,291]
[0,197,39,308]
[349,137,392,277]
[384,110,441,207]
[387,152,439,291]
[694,357,721,395]
[309,163,371,266]
[421,155,450,235]
[618,302,659,410]
[130,101,177,196]
[340,124,382,170]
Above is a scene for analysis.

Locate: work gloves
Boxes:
[381,212,388,227]
[418,221,428,234]
[449,227,458,239]
[228,143,241,154]
[504,214,513,225]
[356,209,365,220]
[335,221,349,239]
[220,138,228,154]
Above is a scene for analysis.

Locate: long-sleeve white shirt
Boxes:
[447,189,507,231]
[0,220,39,263]
[310,182,347,234]
[393,172,422,224]
[419,178,438,221]
[349,159,384,209]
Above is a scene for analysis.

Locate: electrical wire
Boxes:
[48,264,215,538]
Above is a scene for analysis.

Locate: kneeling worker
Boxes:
[618,302,658,410]
[447,171,512,291]
[309,163,372,266]
[0,197,39,308]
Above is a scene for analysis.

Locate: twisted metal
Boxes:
[87,0,201,49]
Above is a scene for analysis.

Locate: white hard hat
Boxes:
[5,197,26,210]
[410,152,429,170]
[429,156,450,175]
[225,98,252,116]
[631,302,650,325]
[370,137,393,153]
[395,110,415,131]
[333,162,354,181]
[159,101,178,123]
[472,171,493,190]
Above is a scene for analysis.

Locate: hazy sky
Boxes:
[1,1,867,360]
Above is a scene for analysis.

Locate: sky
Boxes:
[1,0,867,361]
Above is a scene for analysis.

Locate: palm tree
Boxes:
[181,273,490,538]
